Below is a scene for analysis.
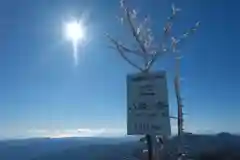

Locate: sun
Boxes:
[66,20,85,43]
[64,19,86,65]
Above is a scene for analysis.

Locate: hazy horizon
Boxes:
[0,0,239,139]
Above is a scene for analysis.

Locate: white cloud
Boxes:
[28,128,126,138]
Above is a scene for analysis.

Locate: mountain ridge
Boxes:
[0,133,239,160]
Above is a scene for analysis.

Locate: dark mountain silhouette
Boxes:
[32,142,143,160]
[160,132,240,159]
[0,137,138,160]
[0,133,240,160]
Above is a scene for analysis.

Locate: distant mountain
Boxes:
[0,133,240,160]
[161,132,240,159]
[32,142,143,160]
[0,137,139,160]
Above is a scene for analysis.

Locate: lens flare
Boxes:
[65,20,86,65]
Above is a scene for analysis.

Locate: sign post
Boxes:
[127,71,171,160]
[107,1,200,159]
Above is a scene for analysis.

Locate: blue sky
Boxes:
[0,0,239,139]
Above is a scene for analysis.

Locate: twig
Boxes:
[146,3,180,70]
[115,43,144,71]
[125,8,148,55]
[106,34,143,57]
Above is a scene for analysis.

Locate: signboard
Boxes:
[127,71,171,136]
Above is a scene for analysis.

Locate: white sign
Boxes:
[127,71,171,136]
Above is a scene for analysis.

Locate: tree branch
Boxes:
[108,1,200,73]
[145,4,180,71]
[106,33,144,71]
[115,44,144,72]
[170,21,200,52]
[124,7,150,68]
[125,8,147,54]
[106,34,143,57]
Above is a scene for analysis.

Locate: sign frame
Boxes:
[127,71,171,136]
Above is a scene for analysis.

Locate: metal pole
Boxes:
[146,134,153,160]
[145,134,162,160]
[174,56,184,160]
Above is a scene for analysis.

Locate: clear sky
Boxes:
[0,0,239,139]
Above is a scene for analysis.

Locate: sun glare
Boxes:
[64,19,86,65]
[66,21,85,43]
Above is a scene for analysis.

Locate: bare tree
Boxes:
[107,0,200,72]
[107,0,200,159]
